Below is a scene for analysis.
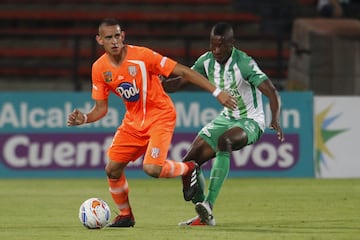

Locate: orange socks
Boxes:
[108,161,189,215]
[159,160,188,178]
[108,174,131,216]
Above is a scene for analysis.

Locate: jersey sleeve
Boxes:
[191,53,208,77]
[91,61,110,100]
[243,56,269,87]
[143,47,177,77]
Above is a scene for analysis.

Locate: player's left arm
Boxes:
[171,63,237,109]
[161,58,207,93]
[161,75,188,93]
[257,79,284,142]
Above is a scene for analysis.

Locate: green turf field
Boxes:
[0,178,359,240]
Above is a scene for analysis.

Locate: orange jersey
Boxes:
[91,45,177,132]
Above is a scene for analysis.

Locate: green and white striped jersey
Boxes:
[192,47,268,131]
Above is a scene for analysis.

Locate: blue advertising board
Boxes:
[0,91,314,178]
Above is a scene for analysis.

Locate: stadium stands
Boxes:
[0,0,291,91]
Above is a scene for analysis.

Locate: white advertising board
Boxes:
[315,96,360,178]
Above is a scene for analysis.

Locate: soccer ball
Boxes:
[78,198,111,229]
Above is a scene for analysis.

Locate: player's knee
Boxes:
[105,165,121,179]
[143,164,161,178]
[218,136,232,152]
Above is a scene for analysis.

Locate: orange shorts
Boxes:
[107,124,175,166]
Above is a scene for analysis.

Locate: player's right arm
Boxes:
[67,99,108,126]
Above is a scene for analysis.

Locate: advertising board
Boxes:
[0,91,314,178]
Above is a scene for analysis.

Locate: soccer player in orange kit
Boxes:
[67,18,237,227]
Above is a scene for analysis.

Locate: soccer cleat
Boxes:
[108,213,135,228]
[195,201,213,224]
[182,161,199,201]
[178,215,216,226]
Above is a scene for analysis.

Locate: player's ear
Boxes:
[120,31,125,41]
[96,34,103,45]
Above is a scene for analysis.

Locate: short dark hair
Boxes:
[211,22,233,36]
[99,18,121,28]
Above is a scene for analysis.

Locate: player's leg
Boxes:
[178,167,217,227]
[182,135,215,202]
[178,129,218,226]
[193,117,245,223]
[192,116,230,207]
[106,161,136,227]
[197,119,263,223]
[191,168,206,204]
[142,127,197,179]
[196,148,233,224]
[106,128,146,227]
[204,126,247,207]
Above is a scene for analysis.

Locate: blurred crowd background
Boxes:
[0,0,359,93]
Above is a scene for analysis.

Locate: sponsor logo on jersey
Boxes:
[151,147,160,158]
[226,88,241,98]
[115,79,140,102]
[244,120,256,133]
[128,66,137,77]
[103,71,112,82]
[201,122,215,137]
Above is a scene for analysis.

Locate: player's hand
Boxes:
[269,120,284,142]
[67,109,86,126]
[216,91,237,110]
[161,76,186,93]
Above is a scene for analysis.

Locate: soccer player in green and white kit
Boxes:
[162,22,284,226]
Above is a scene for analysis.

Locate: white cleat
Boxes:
[178,215,216,226]
[195,201,214,224]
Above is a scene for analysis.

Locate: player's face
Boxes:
[210,35,233,64]
[97,25,124,55]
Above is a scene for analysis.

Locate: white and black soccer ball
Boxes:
[78,198,111,229]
